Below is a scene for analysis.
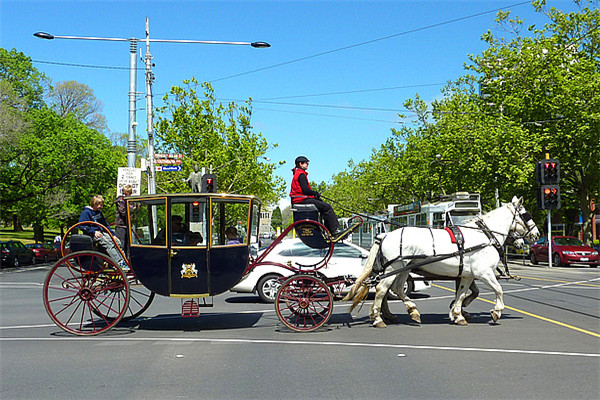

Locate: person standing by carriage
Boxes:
[289,156,343,238]
[114,184,134,254]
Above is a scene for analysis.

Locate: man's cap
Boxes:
[295,156,310,165]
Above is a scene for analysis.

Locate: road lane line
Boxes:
[518,275,600,287]
[432,283,600,338]
[0,336,597,358]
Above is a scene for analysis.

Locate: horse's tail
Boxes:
[342,238,381,311]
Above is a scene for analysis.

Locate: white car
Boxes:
[231,238,431,302]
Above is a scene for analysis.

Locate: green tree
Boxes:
[327,1,599,243]
[270,206,283,231]
[0,108,123,240]
[465,0,600,241]
[155,80,285,203]
[47,80,108,133]
[0,48,46,109]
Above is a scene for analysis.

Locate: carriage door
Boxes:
[128,197,170,296]
[208,197,253,295]
[168,197,209,297]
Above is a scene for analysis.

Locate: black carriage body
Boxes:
[126,194,260,298]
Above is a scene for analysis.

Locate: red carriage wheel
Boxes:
[120,277,154,321]
[275,274,333,332]
[43,251,130,335]
[91,275,154,322]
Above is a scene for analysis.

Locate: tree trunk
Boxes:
[12,215,23,231]
[33,223,45,243]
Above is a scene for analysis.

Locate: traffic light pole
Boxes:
[548,210,553,267]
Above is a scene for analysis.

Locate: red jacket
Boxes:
[289,168,315,204]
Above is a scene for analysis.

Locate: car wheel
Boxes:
[257,274,282,303]
[13,256,19,268]
[552,253,563,268]
[530,252,538,265]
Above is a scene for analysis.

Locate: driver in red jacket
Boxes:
[289,156,343,238]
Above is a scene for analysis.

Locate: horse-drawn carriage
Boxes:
[43,194,362,335]
[43,191,538,335]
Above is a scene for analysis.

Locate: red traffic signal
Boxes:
[201,174,217,193]
[538,185,561,210]
[536,159,560,185]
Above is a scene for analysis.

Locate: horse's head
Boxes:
[509,196,540,244]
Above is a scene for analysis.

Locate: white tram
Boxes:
[341,192,482,249]
[388,192,482,229]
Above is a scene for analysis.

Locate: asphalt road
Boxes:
[1,261,598,400]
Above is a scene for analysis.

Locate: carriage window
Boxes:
[128,198,167,247]
[211,199,250,246]
[250,203,260,249]
[169,199,208,247]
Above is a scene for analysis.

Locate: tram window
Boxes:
[129,199,167,246]
[432,212,444,228]
[212,200,250,246]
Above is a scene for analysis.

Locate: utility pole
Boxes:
[144,18,156,195]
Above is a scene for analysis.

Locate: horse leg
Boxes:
[380,292,398,323]
[450,277,474,326]
[478,272,504,322]
[371,275,397,328]
[460,281,479,320]
[389,271,421,323]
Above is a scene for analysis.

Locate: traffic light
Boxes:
[191,201,201,222]
[201,174,217,193]
[536,159,560,185]
[537,185,561,210]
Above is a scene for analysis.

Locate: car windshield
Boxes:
[554,237,583,246]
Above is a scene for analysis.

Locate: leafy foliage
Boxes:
[324,2,599,242]
[155,80,285,204]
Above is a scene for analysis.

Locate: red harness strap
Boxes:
[445,226,463,244]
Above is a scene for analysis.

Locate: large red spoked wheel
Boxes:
[43,251,130,335]
[121,277,154,321]
[91,274,154,322]
[275,274,333,332]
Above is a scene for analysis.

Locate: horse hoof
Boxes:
[491,311,500,322]
[374,320,387,328]
[410,312,421,324]
[455,318,468,326]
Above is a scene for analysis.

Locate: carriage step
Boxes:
[181,299,200,317]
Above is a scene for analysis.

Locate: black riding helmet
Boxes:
[295,156,309,166]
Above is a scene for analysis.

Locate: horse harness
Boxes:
[370,215,522,284]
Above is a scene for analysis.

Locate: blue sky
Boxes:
[1,0,579,196]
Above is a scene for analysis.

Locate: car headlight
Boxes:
[592,251,599,256]
[563,251,575,255]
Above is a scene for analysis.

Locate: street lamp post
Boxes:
[34,21,269,194]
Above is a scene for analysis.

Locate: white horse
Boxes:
[344,196,539,327]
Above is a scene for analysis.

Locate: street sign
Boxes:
[155,158,182,165]
[117,167,142,195]
[155,153,183,159]
[156,165,182,172]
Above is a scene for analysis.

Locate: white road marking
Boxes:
[0,336,597,358]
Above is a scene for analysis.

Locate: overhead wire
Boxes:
[30,1,532,123]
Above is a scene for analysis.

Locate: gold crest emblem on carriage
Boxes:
[181,263,198,279]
